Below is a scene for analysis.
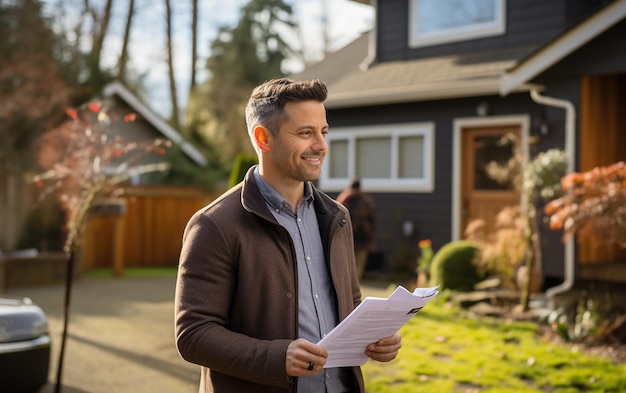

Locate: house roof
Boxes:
[102,82,207,167]
[291,33,371,86]
[322,45,537,109]
[500,0,626,95]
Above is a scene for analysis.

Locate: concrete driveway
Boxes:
[7,276,200,393]
[7,275,393,393]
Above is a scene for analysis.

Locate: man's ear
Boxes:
[254,126,270,152]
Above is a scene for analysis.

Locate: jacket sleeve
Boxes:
[174,211,292,388]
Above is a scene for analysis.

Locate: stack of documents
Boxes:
[318,285,439,368]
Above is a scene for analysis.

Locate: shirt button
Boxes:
[286,292,293,298]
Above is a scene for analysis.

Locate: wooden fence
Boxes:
[80,186,220,270]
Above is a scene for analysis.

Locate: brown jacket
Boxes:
[175,167,365,393]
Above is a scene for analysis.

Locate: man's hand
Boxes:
[286,338,328,376]
[365,331,402,362]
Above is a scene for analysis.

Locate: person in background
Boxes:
[175,78,401,393]
[336,178,376,280]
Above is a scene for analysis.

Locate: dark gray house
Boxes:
[294,0,626,298]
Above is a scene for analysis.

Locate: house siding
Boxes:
[376,0,606,63]
[537,19,626,80]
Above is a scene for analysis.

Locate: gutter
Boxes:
[529,88,576,304]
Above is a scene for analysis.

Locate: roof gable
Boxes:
[500,0,626,95]
[102,82,207,166]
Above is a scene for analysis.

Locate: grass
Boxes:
[79,270,625,391]
[362,290,626,393]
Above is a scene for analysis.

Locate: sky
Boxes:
[43,0,375,117]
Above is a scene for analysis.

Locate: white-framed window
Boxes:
[409,0,506,48]
[320,122,435,193]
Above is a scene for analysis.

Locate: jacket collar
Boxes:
[241,165,342,226]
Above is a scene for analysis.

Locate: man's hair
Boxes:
[245,78,328,141]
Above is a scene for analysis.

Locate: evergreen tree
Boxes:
[186,0,297,162]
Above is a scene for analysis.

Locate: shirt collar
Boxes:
[253,169,315,212]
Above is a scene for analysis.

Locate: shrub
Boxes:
[429,240,482,291]
[545,161,626,247]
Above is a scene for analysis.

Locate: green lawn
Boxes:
[363,292,626,393]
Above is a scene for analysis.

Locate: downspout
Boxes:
[529,88,576,304]
[359,0,378,71]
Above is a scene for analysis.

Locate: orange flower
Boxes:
[418,239,432,248]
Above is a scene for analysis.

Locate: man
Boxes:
[175,78,402,393]
[336,178,376,280]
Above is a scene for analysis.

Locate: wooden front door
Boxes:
[461,126,521,238]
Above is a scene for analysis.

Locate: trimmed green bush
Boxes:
[429,240,482,291]
[228,153,258,187]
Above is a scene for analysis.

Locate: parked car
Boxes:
[0,295,51,393]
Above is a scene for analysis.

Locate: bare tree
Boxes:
[165,0,180,128]
[190,0,198,97]
[89,0,114,87]
[117,0,136,82]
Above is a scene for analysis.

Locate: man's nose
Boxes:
[313,132,328,151]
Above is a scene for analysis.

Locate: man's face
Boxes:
[267,100,328,183]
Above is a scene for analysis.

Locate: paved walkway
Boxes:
[7,275,393,393]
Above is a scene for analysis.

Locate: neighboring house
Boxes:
[102,81,207,171]
[293,0,626,295]
[81,82,212,270]
[0,81,208,254]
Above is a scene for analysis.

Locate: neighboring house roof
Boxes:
[322,45,537,109]
[291,33,371,86]
[102,81,207,167]
[500,0,626,95]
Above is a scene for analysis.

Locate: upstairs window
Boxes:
[409,0,506,48]
[320,123,435,193]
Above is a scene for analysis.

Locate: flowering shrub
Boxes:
[32,101,171,253]
[545,161,626,247]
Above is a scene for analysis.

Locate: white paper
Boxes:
[318,285,439,368]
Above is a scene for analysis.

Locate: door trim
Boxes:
[451,114,530,240]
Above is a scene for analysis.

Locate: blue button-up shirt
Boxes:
[254,171,354,393]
